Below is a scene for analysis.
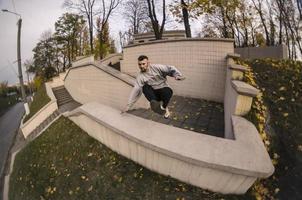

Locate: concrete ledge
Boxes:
[72,55,94,67]
[229,64,247,72]
[21,83,59,138]
[100,53,123,65]
[231,80,259,97]
[65,61,134,87]
[124,38,234,48]
[65,102,274,194]
[226,53,241,59]
[21,100,57,138]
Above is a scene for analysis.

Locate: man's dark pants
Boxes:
[142,84,173,108]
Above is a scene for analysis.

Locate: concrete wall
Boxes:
[64,63,149,111]
[121,38,234,103]
[100,53,123,66]
[21,82,58,138]
[223,56,259,139]
[235,44,288,59]
[66,102,274,194]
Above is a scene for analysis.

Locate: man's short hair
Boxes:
[138,55,148,61]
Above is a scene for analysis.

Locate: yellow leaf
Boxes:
[279,97,285,100]
[279,86,286,91]
[283,113,289,117]
[275,188,280,194]
[273,153,279,159]
[46,187,51,193]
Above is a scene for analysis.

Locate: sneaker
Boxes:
[150,100,165,115]
[164,107,170,119]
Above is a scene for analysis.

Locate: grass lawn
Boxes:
[0,95,19,116]
[238,58,302,199]
[23,84,50,123]
[9,116,252,200]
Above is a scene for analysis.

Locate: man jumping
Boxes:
[122,55,185,118]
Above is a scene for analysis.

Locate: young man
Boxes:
[122,55,185,118]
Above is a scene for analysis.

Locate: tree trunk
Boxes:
[220,6,229,38]
[278,14,283,44]
[146,0,165,40]
[67,41,71,68]
[181,0,191,38]
[89,18,94,53]
[297,0,302,19]
[284,25,291,58]
[252,0,270,45]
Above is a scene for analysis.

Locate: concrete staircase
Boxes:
[24,86,81,140]
[26,110,60,141]
[52,85,74,106]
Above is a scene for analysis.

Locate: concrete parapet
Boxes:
[224,56,259,139]
[65,102,274,194]
[100,53,123,66]
[235,44,288,59]
[64,61,149,110]
[72,55,94,67]
[21,83,58,138]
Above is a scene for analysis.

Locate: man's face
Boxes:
[138,59,149,72]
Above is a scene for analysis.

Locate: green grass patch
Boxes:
[237,58,302,199]
[9,116,253,200]
[23,84,51,123]
[0,95,19,116]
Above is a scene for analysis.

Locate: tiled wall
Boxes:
[121,39,234,102]
[64,65,149,110]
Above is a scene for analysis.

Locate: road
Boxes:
[0,102,24,177]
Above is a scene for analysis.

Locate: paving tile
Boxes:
[168,120,183,128]
[130,95,224,137]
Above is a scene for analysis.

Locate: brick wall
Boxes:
[121,39,234,103]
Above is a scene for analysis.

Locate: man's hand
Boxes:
[121,108,128,114]
[175,75,186,81]
[121,105,131,114]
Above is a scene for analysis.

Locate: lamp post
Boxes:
[2,9,29,115]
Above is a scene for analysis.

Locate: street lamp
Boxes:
[2,9,29,115]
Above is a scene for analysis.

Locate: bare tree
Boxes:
[146,0,166,40]
[181,0,191,37]
[96,0,122,59]
[123,0,149,35]
[63,0,97,54]
[251,0,271,45]
[297,0,302,19]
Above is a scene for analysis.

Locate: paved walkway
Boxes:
[0,103,24,199]
[128,96,225,138]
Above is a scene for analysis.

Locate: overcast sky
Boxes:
[0,0,193,85]
[0,0,129,85]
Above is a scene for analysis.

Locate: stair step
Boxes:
[52,85,65,91]
[57,96,72,100]
[54,91,69,95]
[59,98,73,103]
[55,93,72,97]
